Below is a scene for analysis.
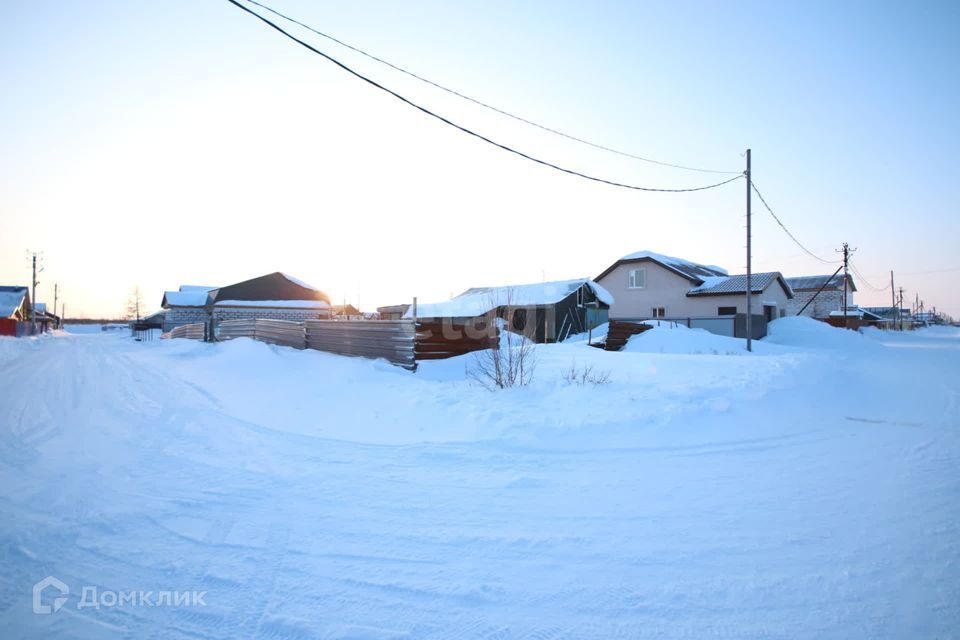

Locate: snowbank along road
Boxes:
[0,319,958,639]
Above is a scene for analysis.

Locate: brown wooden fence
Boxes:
[415,321,500,360]
[305,320,416,370]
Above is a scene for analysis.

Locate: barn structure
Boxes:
[405,278,612,343]
[160,273,332,332]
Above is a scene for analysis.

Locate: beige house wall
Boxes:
[597,261,791,320]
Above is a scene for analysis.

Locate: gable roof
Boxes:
[686,272,794,298]
[785,274,857,293]
[595,250,728,284]
[405,278,613,319]
[211,272,330,305]
[0,286,30,319]
[162,273,331,309]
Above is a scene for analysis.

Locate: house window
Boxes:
[718,306,737,316]
[629,268,646,289]
[651,307,666,318]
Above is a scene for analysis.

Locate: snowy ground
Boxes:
[0,320,958,638]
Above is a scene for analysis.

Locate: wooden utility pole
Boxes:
[889,271,895,330]
[53,283,59,325]
[30,253,38,333]
[837,242,855,328]
[898,287,904,330]
[745,148,752,352]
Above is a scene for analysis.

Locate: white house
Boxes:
[594,250,793,337]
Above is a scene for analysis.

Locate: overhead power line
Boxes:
[849,262,891,292]
[749,182,840,265]
[241,0,741,176]
[226,0,744,193]
[862,267,960,278]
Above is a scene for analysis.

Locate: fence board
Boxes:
[415,321,499,359]
[218,318,305,349]
[167,322,205,340]
[305,320,416,370]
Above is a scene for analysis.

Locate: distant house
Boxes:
[140,310,166,328]
[0,286,32,336]
[377,304,410,320]
[331,304,362,319]
[406,278,612,343]
[160,273,332,331]
[860,306,910,329]
[33,303,61,332]
[785,274,857,318]
[595,251,793,337]
[827,306,889,329]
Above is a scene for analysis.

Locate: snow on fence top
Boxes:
[405,278,613,319]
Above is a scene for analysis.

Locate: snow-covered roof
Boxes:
[163,290,212,307]
[785,274,857,293]
[280,273,321,291]
[179,285,217,293]
[597,250,728,283]
[405,278,613,319]
[687,272,794,298]
[34,302,47,314]
[214,299,330,309]
[0,286,29,318]
[829,309,864,318]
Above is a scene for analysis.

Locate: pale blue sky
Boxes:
[2,0,958,316]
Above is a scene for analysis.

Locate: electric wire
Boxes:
[226,0,745,193]
[750,181,841,264]
[240,0,741,175]
[849,262,891,291]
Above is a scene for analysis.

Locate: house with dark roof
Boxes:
[0,286,33,336]
[785,274,857,319]
[160,273,332,331]
[594,251,793,337]
[406,278,613,343]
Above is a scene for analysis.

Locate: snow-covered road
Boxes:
[1,323,958,638]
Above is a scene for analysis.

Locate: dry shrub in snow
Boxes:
[468,319,536,390]
[467,289,536,390]
[561,362,611,387]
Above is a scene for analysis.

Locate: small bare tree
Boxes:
[126,286,144,321]
[467,288,536,390]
